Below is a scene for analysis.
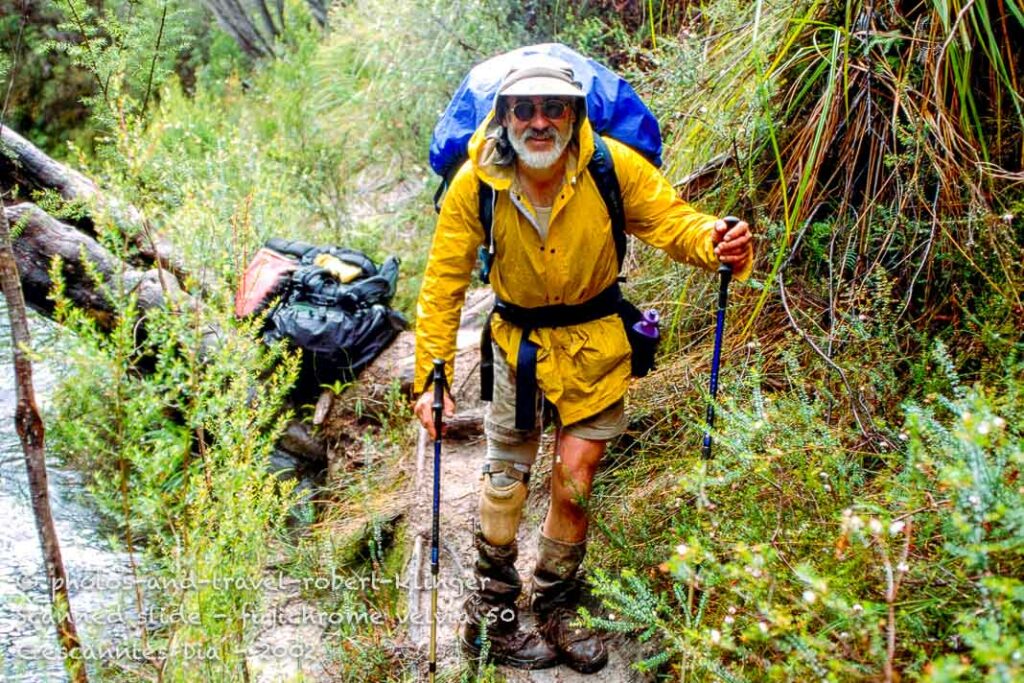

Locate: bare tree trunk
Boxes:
[274,0,285,32]
[200,0,276,59]
[4,202,190,329]
[0,189,87,682]
[304,0,327,27]
[251,0,281,45]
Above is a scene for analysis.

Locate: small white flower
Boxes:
[899,432,909,441]
[823,484,832,492]
[1001,213,1014,224]
[675,543,690,556]
[724,615,735,625]
[977,421,991,435]
[710,629,721,644]
[847,515,864,532]
[897,561,909,573]
[869,518,883,534]
[839,631,850,640]
[608,613,617,621]
[803,590,817,604]
[852,603,863,614]
[968,494,981,506]
[994,416,1006,429]
[819,471,829,479]
[758,621,769,634]
[889,520,905,536]
[728,606,737,615]
[858,313,868,322]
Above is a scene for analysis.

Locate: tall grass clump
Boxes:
[615,0,1021,362]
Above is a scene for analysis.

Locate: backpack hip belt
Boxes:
[480,282,623,431]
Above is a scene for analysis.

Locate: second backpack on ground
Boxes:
[237,238,407,397]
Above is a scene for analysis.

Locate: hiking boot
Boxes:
[459,533,558,670]
[531,533,608,674]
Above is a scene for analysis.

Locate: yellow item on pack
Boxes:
[314,253,362,283]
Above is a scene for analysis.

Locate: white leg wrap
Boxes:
[479,460,531,546]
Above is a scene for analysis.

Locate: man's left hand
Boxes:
[712,219,753,271]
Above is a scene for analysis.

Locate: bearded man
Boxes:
[412,54,753,673]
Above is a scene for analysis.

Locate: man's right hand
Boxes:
[413,389,456,439]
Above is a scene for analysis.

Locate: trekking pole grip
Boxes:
[717,215,739,293]
[431,359,446,437]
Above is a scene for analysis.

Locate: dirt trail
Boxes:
[402,290,653,682]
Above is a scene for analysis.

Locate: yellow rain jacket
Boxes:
[415,114,751,426]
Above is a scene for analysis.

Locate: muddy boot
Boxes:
[460,533,558,669]
[531,533,608,674]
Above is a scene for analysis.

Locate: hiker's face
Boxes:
[504,96,575,170]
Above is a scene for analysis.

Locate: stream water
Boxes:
[0,300,324,681]
[0,302,135,682]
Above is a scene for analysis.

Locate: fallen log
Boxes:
[0,126,188,283]
[3,201,333,464]
[6,202,189,330]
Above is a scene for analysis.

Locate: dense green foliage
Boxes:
[2,0,1021,680]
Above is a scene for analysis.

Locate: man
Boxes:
[413,54,753,673]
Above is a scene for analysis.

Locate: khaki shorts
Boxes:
[484,341,627,448]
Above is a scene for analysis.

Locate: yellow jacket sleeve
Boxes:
[608,138,753,282]
[414,163,484,394]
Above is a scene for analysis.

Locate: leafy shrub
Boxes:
[585,339,1023,681]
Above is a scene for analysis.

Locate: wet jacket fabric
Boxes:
[415,114,751,426]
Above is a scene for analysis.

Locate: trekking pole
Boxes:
[702,216,739,460]
[428,358,446,682]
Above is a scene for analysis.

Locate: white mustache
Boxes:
[525,129,554,140]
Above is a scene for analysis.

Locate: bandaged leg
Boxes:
[479,437,537,546]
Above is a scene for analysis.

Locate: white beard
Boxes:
[508,126,571,170]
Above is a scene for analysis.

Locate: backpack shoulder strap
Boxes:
[477,180,495,284]
[478,180,494,242]
[587,135,626,273]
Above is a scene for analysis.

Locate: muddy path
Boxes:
[401,290,655,682]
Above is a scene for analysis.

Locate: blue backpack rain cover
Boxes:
[429,43,662,182]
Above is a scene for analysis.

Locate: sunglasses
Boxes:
[509,99,573,122]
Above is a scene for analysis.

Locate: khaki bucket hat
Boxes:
[497,54,585,98]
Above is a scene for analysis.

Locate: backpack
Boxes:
[429,43,662,284]
[430,43,663,189]
[237,238,408,397]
